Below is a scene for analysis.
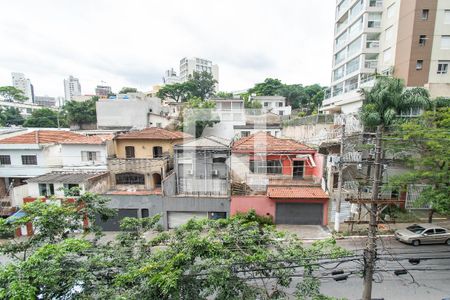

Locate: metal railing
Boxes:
[283,114,335,127]
[364,60,378,69]
[369,0,383,7]
[366,40,380,48]
[178,178,229,196]
[367,20,381,28]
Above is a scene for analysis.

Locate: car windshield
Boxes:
[406,225,426,234]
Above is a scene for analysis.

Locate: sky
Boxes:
[0,0,335,97]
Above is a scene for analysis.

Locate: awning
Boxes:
[293,154,316,167]
[6,210,27,224]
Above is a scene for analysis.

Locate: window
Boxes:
[347,36,362,56]
[416,60,423,70]
[241,131,250,137]
[141,208,149,218]
[22,155,37,165]
[387,4,395,19]
[333,65,345,80]
[278,102,283,107]
[0,155,11,165]
[445,10,450,24]
[153,146,163,158]
[279,111,284,116]
[39,183,55,197]
[263,102,269,107]
[116,173,145,185]
[435,228,447,234]
[81,151,98,161]
[437,61,449,74]
[423,229,435,235]
[249,160,282,174]
[421,9,429,20]
[441,36,450,49]
[335,49,346,65]
[125,146,135,158]
[346,56,360,75]
[213,157,226,164]
[419,35,427,46]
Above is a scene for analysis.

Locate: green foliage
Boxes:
[119,87,138,94]
[387,107,450,220]
[234,209,274,226]
[0,86,28,102]
[0,207,348,299]
[360,76,430,129]
[186,71,217,100]
[157,82,191,102]
[0,107,25,126]
[181,97,219,137]
[63,97,97,127]
[214,91,233,99]
[23,108,65,128]
[248,78,284,96]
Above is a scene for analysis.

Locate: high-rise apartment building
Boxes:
[179,57,219,87]
[162,68,181,84]
[34,96,56,107]
[64,75,82,102]
[95,85,112,98]
[322,0,450,114]
[11,72,34,103]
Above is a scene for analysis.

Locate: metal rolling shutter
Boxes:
[275,203,323,225]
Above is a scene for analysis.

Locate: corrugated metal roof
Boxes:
[26,171,108,184]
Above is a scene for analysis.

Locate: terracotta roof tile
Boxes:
[267,186,328,199]
[232,132,313,153]
[60,134,113,145]
[0,130,94,145]
[115,127,191,140]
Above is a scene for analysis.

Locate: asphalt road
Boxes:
[317,237,450,300]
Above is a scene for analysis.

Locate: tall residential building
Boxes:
[162,68,181,84]
[179,57,219,87]
[63,75,82,102]
[34,96,56,107]
[95,85,112,98]
[11,72,34,103]
[322,0,450,114]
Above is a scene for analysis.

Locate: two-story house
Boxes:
[202,98,245,140]
[233,112,282,139]
[252,96,292,117]
[230,132,329,225]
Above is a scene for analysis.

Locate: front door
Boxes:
[293,161,304,179]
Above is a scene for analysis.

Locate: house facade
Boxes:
[230,132,329,225]
[252,96,292,117]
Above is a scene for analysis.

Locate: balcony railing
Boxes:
[369,0,383,7]
[366,40,380,48]
[367,20,381,28]
[344,82,358,93]
[178,178,229,196]
[364,60,378,69]
[283,114,335,127]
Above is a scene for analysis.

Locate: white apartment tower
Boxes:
[179,57,219,88]
[322,0,450,114]
[64,75,82,102]
[11,72,34,103]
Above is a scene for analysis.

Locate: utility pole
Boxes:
[362,125,383,300]
[334,120,345,232]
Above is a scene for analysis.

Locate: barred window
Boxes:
[249,160,282,174]
[22,155,37,165]
[116,173,145,185]
[0,155,11,165]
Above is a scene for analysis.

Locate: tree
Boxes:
[182,97,219,138]
[387,106,450,223]
[0,107,25,126]
[248,78,283,96]
[214,91,233,99]
[0,86,28,102]
[185,71,217,100]
[64,97,97,127]
[156,82,191,102]
[0,210,348,299]
[23,108,65,128]
[119,87,138,94]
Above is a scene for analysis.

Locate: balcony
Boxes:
[178,178,229,196]
[367,20,381,28]
[366,40,380,49]
[369,0,383,7]
[364,60,378,69]
[344,82,359,93]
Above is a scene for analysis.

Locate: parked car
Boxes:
[395,224,450,246]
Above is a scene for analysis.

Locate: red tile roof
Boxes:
[267,186,328,199]
[115,127,191,140]
[0,130,97,145]
[232,132,314,153]
[60,134,113,145]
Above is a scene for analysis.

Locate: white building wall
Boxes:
[60,144,107,169]
[11,72,33,103]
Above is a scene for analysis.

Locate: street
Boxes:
[318,237,450,300]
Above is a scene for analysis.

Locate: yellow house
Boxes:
[108,128,191,191]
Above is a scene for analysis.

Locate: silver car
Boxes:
[395,224,450,246]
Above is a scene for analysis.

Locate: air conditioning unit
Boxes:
[212,170,219,176]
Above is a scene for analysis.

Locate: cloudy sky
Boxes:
[0,0,335,97]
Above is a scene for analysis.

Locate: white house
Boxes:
[252,96,291,117]
[202,98,246,140]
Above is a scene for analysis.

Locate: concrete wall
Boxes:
[105,194,230,229]
[114,139,183,158]
[230,196,275,219]
[61,144,107,169]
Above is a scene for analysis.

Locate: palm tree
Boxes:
[360,76,430,129]
[359,76,430,300]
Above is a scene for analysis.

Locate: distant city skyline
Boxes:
[0,1,335,97]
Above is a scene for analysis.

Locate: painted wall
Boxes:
[61,144,107,169]
[114,139,184,158]
[27,182,87,198]
[230,196,275,219]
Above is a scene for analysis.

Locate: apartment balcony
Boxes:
[344,82,359,93]
[365,40,379,49]
[367,20,381,29]
[364,59,378,69]
[178,177,229,197]
[368,0,383,8]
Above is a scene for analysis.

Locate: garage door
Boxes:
[167,211,207,229]
[96,209,139,231]
[275,203,323,225]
